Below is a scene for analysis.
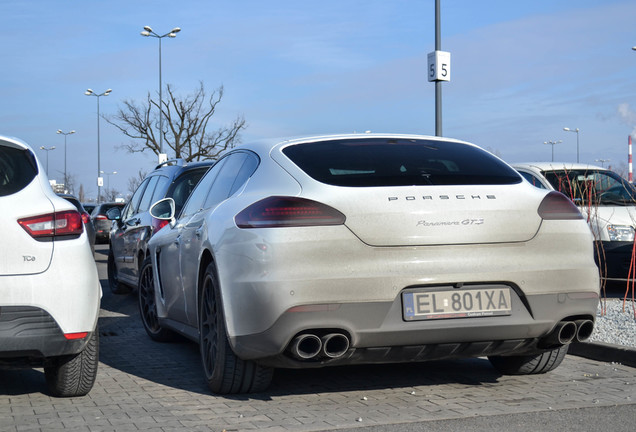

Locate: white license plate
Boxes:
[403,287,512,321]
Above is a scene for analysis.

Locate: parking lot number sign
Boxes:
[427,50,451,82]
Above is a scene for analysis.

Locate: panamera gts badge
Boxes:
[416,218,484,227]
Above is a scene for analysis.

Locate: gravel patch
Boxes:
[589,297,636,348]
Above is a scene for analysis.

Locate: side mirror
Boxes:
[150,198,176,223]
[106,206,122,221]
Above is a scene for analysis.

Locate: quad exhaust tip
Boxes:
[289,332,350,360]
[575,319,594,342]
[541,319,595,348]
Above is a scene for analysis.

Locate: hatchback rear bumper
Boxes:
[0,306,93,364]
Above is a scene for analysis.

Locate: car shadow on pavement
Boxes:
[0,368,48,396]
[92,245,503,400]
[97,292,502,400]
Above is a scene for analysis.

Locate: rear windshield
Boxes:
[0,143,38,197]
[282,138,522,187]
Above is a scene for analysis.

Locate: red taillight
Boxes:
[94,214,107,220]
[81,211,91,225]
[235,196,346,228]
[538,191,583,220]
[18,210,84,238]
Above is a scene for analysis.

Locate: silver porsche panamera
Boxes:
[139,134,600,394]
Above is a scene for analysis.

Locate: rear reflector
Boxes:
[235,196,345,228]
[18,210,84,238]
[64,332,88,340]
[538,191,583,220]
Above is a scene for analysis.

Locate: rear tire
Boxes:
[108,248,131,295]
[199,262,273,394]
[44,330,99,397]
[488,345,568,375]
[138,257,175,342]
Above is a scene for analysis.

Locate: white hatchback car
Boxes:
[141,134,599,394]
[0,135,101,397]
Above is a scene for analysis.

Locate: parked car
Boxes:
[138,134,599,394]
[513,162,636,281]
[0,135,101,397]
[91,202,125,244]
[106,159,213,294]
[57,193,96,254]
[82,203,96,215]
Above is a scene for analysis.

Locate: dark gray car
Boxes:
[91,202,125,244]
[107,159,213,294]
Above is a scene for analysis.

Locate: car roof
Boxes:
[512,162,606,172]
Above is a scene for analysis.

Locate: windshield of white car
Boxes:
[282,138,522,187]
[542,169,636,206]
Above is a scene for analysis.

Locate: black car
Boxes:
[91,202,125,244]
[82,203,96,215]
[57,193,96,254]
[107,159,213,294]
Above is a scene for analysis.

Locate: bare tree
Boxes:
[128,169,148,195]
[103,188,121,202]
[106,82,246,162]
[62,172,76,195]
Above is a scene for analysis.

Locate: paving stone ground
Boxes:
[1,246,635,431]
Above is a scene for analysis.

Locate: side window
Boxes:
[170,168,209,217]
[229,153,259,196]
[138,175,162,213]
[122,178,149,220]
[203,153,248,209]
[150,175,171,204]
[180,159,227,219]
[519,171,548,189]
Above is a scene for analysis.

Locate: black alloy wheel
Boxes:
[199,262,273,394]
[138,257,174,342]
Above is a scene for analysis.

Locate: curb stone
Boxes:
[569,341,636,367]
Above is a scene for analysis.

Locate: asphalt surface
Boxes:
[1,244,634,431]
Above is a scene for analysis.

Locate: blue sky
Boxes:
[2,0,636,199]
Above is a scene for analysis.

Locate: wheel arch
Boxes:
[197,249,216,321]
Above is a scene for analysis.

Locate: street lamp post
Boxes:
[56,129,75,188]
[140,25,181,161]
[100,170,117,191]
[563,127,580,163]
[595,159,610,167]
[543,140,562,162]
[39,146,56,176]
[85,88,112,203]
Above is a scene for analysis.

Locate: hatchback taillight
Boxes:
[18,210,84,238]
[235,196,346,228]
[537,191,583,220]
[81,211,91,225]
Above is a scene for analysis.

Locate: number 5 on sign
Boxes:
[427,51,451,82]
